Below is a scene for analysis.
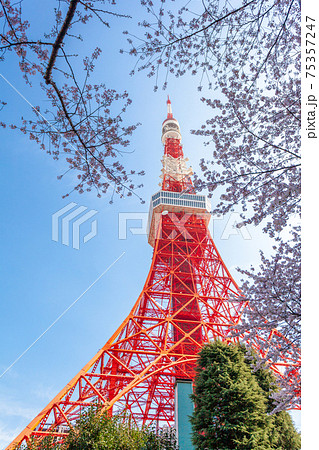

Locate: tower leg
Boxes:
[174,380,194,450]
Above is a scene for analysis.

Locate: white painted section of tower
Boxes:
[160,155,193,181]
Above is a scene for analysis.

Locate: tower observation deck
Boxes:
[6,99,301,449]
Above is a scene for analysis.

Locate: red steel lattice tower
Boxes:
[7,99,300,449]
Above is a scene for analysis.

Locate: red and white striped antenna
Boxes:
[167,95,173,119]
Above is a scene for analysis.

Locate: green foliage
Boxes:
[21,404,178,450]
[269,411,301,450]
[142,426,179,450]
[249,357,301,449]
[64,405,144,450]
[20,434,61,450]
[191,340,300,449]
[65,406,178,450]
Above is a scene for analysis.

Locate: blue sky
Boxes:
[0,1,302,447]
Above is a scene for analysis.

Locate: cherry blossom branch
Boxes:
[48,78,139,198]
[78,1,132,20]
[197,164,300,189]
[134,0,256,53]
[44,0,79,85]
[0,37,55,50]
[0,0,18,39]
[232,105,300,159]
[248,0,295,89]
[0,0,144,200]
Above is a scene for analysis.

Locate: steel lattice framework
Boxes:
[7,98,300,449]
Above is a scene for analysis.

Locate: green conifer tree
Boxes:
[190,340,273,449]
[248,354,301,449]
[190,341,301,449]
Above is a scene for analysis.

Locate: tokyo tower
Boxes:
[7,98,300,449]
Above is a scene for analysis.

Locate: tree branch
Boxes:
[148,0,256,53]
[248,0,295,89]
[232,105,300,159]
[44,0,79,84]
[0,38,55,50]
